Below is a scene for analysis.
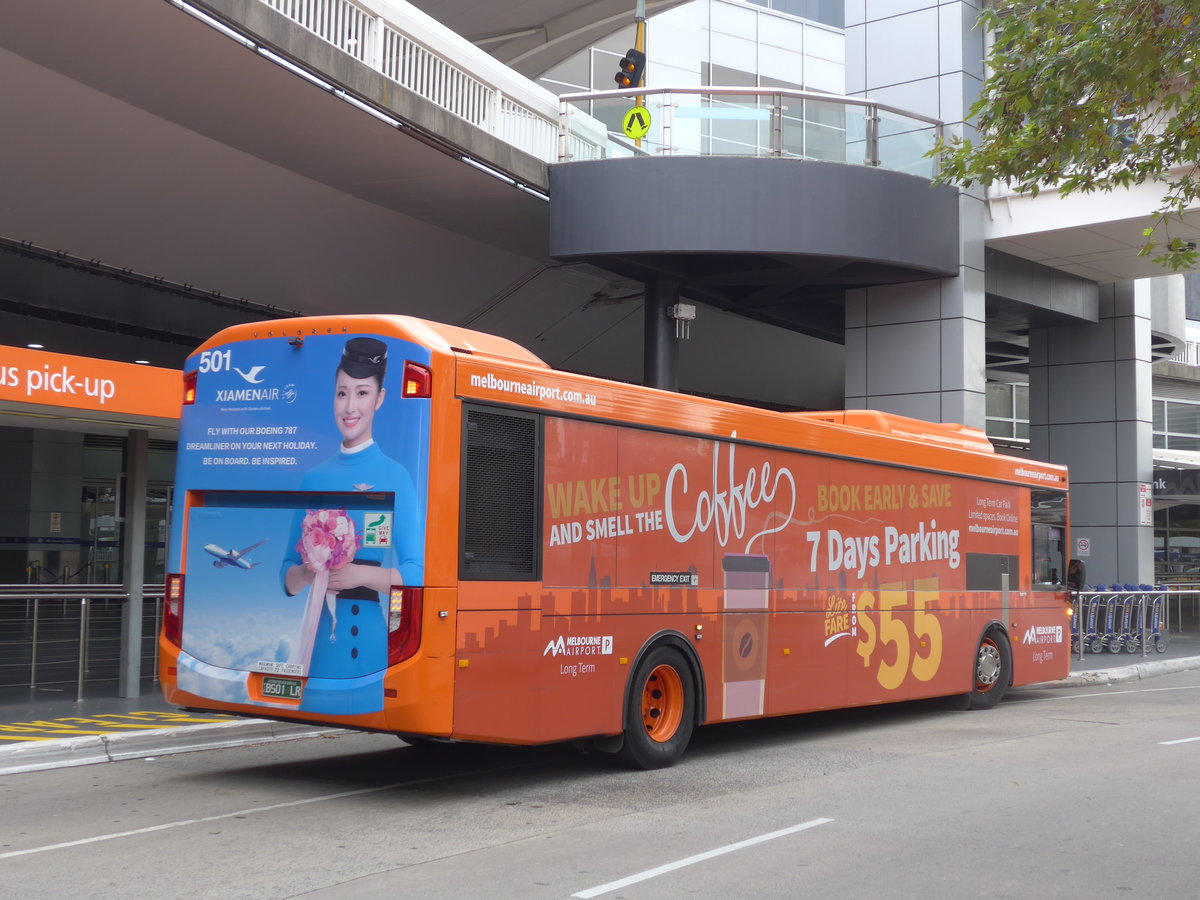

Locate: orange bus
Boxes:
[161,314,1071,768]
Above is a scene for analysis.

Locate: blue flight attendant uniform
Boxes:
[281,439,423,714]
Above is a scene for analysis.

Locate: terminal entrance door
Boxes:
[81,481,172,584]
[82,481,120,583]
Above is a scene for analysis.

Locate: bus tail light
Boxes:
[401,362,432,398]
[164,574,185,647]
[182,371,198,406]
[387,586,423,665]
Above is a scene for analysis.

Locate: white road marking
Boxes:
[1026,684,1200,702]
[0,762,532,860]
[1159,735,1200,745]
[571,817,834,898]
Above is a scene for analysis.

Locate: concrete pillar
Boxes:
[844,259,986,427]
[119,429,149,698]
[844,0,987,427]
[1029,281,1155,586]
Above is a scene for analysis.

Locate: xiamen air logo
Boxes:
[543,635,614,657]
[234,365,267,384]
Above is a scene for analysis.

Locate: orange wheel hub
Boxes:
[640,664,684,743]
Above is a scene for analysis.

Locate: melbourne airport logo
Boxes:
[543,635,614,657]
[1022,624,1063,645]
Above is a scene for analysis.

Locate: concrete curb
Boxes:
[1025,654,1200,689]
[0,719,342,776]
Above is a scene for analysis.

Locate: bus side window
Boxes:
[460,406,541,581]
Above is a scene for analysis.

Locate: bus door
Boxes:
[1031,489,1068,588]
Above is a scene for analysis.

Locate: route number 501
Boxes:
[198,349,232,373]
[855,577,943,690]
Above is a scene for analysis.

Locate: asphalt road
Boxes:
[3,671,1200,899]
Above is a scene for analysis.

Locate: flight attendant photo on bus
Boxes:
[282,337,423,682]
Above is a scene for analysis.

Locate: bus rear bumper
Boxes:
[172,649,386,717]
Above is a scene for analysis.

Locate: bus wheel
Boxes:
[968,630,1011,710]
[616,646,696,769]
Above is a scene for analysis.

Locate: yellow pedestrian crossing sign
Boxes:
[623,106,651,140]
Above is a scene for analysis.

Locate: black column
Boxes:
[644,276,679,391]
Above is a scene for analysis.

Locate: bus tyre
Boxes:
[967,630,1011,710]
[616,645,696,770]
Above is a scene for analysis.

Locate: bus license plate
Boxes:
[262,675,303,701]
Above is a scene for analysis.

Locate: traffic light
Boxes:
[614,48,646,89]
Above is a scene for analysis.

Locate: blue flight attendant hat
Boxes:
[339,337,388,379]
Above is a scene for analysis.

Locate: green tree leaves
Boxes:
[935,0,1200,270]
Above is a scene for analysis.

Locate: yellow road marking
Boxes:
[0,711,237,742]
[0,735,57,742]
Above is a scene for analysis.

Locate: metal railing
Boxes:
[0,585,165,701]
[1164,341,1200,366]
[557,87,945,177]
[255,0,601,163]
[1154,578,1200,632]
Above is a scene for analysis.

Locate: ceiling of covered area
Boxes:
[0,0,554,356]
[0,0,843,411]
[985,180,1200,285]
[407,0,691,78]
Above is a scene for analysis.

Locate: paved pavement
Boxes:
[1,634,1198,776]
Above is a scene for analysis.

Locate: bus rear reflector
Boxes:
[183,371,197,406]
[401,362,432,399]
[387,586,423,665]
[164,573,185,647]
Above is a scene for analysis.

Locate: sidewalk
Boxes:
[2,635,1199,776]
[1047,630,1200,686]
[0,681,339,776]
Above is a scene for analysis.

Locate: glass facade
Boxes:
[541,0,846,158]
[1153,395,1200,579]
[985,382,1029,442]
[747,0,843,29]
[1154,397,1200,450]
[0,429,175,585]
[1156,503,1200,579]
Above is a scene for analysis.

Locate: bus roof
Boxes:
[190,314,1066,490]
[190,314,549,369]
[790,410,995,454]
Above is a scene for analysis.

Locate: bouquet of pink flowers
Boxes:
[295,509,359,675]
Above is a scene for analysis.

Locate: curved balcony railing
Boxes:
[557,87,944,179]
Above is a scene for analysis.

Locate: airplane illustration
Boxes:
[203,538,268,570]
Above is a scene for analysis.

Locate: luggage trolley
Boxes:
[1117,584,1141,654]
[1099,585,1127,653]
[1071,585,1105,655]
[1145,584,1170,653]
